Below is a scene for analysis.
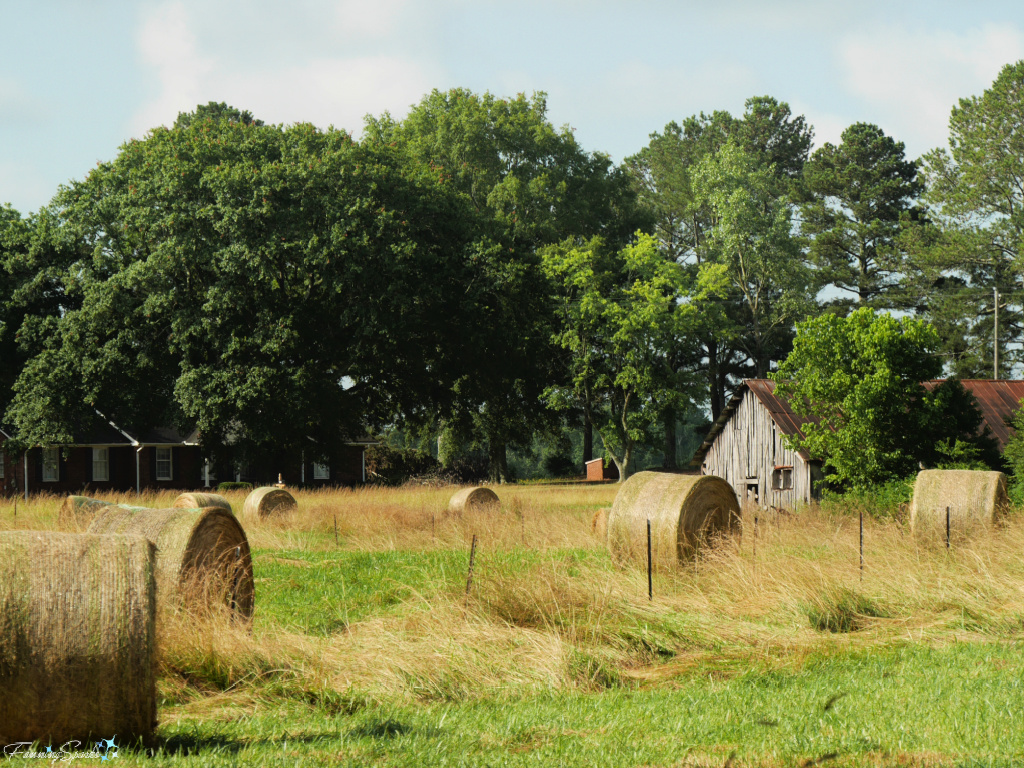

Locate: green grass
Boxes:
[9,485,1024,766]
[252,546,608,634]
[108,642,1024,766]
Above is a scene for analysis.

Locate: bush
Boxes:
[803,587,888,633]
[217,481,253,491]
[365,446,440,485]
[543,452,578,478]
[820,476,914,520]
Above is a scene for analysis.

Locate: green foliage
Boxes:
[4,112,490,461]
[542,232,726,479]
[801,122,922,311]
[1001,403,1024,502]
[173,101,264,129]
[773,308,995,489]
[803,587,889,633]
[364,445,439,486]
[216,481,252,492]
[693,141,811,377]
[819,476,914,520]
[915,60,1024,377]
[363,89,646,482]
[623,97,813,419]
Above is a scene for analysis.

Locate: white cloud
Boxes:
[331,0,409,38]
[840,23,1024,154]
[790,101,848,151]
[130,0,436,136]
[132,1,212,134]
[216,55,437,132]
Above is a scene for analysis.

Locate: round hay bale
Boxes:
[0,531,157,745]
[591,507,610,541]
[175,492,233,514]
[448,486,500,515]
[242,486,297,522]
[87,506,254,621]
[607,472,740,568]
[910,469,1009,540]
[57,495,113,526]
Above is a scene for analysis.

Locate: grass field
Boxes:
[3,483,1024,766]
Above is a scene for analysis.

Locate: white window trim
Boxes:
[42,447,59,483]
[92,447,109,482]
[155,447,173,481]
[313,462,330,480]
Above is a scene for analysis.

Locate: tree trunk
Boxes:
[488,440,508,484]
[662,408,677,470]
[707,337,724,420]
[582,411,593,465]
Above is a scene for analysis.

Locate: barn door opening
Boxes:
[745,480,759,506]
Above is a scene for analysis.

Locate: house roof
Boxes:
[690,380,815,467]
[922,379,1024,451]
[690,378,1024,467]
[2,411,201,448]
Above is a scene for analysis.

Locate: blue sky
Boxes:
[2,1,1024,214]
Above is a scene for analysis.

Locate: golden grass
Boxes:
[6,484,1024,707]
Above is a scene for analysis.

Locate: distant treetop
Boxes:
[174,102,264,129]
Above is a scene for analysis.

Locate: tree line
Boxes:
[2,62,1024,483]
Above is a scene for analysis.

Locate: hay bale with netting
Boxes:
[910,469,1009,541]
[591,507,610,541]
[0,531,157,745]
[87,506,254,620]
[448,486,500,515]
[58,495,113,526]
[175,492,233,514]
[242,486,297,522]
[607,471,740,569]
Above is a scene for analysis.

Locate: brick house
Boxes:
[0,416,203,498]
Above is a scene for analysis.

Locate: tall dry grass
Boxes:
[7,485,1024,707]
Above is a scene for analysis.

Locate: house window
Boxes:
[156,447,173,481]
[92,448,109,482]
[42,447,59,482]
[313,463,330,480]
[772,466,793,491]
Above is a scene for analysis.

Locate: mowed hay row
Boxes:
[175,492,233,514]
[87,507,254,620]
[448,486,500,515]
[243,486,298,523]
[608,472,740,569]
[591,507,610,541]
[910,469,1010,542]
[0,531,157,745]
[57,495,113,527]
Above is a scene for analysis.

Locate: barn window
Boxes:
[42,447,59,482]
[92,447,109,482]
[313,463,330,480]
[772,466,793,490]
[156,447,173,481]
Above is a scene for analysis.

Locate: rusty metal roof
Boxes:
[922,379,1024,450]
[690,378,1024,467]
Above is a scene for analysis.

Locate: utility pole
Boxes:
[994,287,999,380]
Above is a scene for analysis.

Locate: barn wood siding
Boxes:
[700,389,812,508]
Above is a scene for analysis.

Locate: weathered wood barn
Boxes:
[691,379,1024,509]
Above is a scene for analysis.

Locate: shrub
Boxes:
[216,481,252,491]
[364,445,440,485]
[803,587,888,633]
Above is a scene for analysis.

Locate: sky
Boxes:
[2,1,1024,215]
